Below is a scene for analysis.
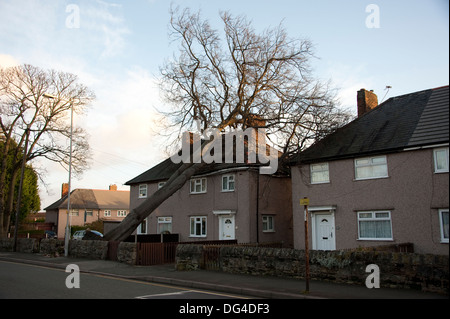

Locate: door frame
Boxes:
[213,210,236,240]
[309,206,336,250]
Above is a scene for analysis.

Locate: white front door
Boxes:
[313,213,335,250]
[219,215,235,240]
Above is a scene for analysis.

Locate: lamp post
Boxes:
[43,94,73,257]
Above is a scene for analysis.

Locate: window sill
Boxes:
[357,238,393,241]
[353,176,389,182]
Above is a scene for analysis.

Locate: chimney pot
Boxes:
[357,89,378,117]
[109,184,118,191]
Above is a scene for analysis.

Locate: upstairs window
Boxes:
[434,147,449,173]
[222,174,235,192]
[138,184,147,198]
[355,155,388,180]
[190,178,207,194]
[310,162,330,184]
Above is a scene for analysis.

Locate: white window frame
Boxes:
[439,209,449,243]
[138,184,148,198]
[190,216,207,237]
[355,155,388,180]
[104,210,111,217]
[157,217,173,234]
[357,211,393,241]
[190,178,207,194]
[434,147,449,173]
[117,210,127,217]
[222,174,235,192]
[262,215,275,232]
[310,162,330,184]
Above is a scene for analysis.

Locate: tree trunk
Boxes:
[103,161,207,242]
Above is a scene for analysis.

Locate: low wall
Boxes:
[117,242,137,265]
[176,245,449,294]
[39,239,137,265]
[0,238,38,253]
[69,240,109,260]
[40,239,65,256]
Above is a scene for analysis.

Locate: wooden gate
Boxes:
[137,242,179,265]
[201,245,221,270]
[107,241,120,261]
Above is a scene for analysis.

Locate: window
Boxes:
[85,210,93,217]
[138,218,147,234]
[190,216,207,237]
[117,210,127,217]
[158,182,166,189]
[355,155,388,180]
[439,209,449,243]
[139,184,147,198]
[104,210,111,217]
[358,211,393,240]
[310,162,330,184]
[434,147,449,173]
[262,215,275,232]
[222,174,235,191]
[69,209,79,216]
[190,178,207,194]
[158,217,173,234]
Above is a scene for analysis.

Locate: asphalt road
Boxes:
[0,260,249,299]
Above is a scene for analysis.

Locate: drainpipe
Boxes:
[256,171,260,244]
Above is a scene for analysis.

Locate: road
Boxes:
[0,260,250,299]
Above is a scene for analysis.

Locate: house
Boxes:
[125,131,293,247]
[45,184,130,239]
[290,86,449,255]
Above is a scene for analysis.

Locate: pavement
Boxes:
[0,251,447,299]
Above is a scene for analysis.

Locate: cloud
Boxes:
[0,54,20,68]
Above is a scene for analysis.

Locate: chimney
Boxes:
[357,89,378,117]
[61,183,69,198]
[109,184,118,191]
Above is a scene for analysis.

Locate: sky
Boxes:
[0,0,448,210]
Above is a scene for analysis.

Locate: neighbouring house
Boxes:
[125,130,293,247]
[45,184,130,239]
[290,85,449,255]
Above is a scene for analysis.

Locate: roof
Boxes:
[45,189,130,211]
[291,85,449,164]
[126,134,287,185]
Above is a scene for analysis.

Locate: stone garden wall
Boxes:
[176,244,449,294]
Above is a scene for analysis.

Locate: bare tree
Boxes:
[104,7,351,242]
[0,64,95,237]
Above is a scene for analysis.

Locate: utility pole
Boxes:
[300,197,310,293]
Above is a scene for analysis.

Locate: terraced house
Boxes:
[290,86,449,255]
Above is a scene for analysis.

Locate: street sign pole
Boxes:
[300,197,310,293]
